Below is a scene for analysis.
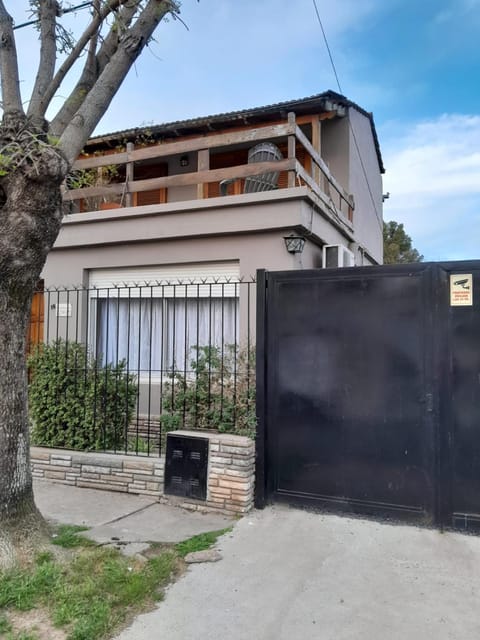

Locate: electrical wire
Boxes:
[312,0,343,94]
[13,1,94,30]
[311,0,384,234]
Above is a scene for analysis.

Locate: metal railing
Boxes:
[27,279,256,457]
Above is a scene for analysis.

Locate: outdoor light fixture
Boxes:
[284,234,306,254]
[180,155,189,167]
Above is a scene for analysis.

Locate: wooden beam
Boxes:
[318,111,337,121]
[295,162,353,228]
[311,116,321,185]
[287,112,296,188]
[72,123,294,171]
[295,125,352,207]
[124,142,134,207]
[73,151,129,170]
[64,158,295,201]
[296,112,336,124]
[72,117,341,174]
[197,149,209,199]
[130,123,294,162]
[72,116,339,173]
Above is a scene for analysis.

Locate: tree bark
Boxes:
[27,0,59,119]
[0,0,177,569]
[0,297,49,570]
[0,116,68,569]
[0,0,24,114]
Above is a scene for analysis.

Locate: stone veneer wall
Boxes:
[165,430,255,514]
[31,447,164,497]
[31,431,255,515]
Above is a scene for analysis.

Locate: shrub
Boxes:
[28,340,137,451]
[160,345,256,437]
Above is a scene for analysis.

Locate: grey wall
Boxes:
[321,117,350,189]
[43,230,317,287]
[347,108,384,264]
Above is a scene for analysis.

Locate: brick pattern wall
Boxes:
[31,431,255,515]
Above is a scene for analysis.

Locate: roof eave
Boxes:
[86,90,385,174]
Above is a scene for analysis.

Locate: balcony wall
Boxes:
[45,188,353,287]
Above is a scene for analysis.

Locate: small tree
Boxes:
[160,346,257,438]
[0,0,182,568]
[383,220,423,264]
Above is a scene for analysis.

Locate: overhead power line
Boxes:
[311,0,383,233]
[13,1,93,30]
[312,0,343,94]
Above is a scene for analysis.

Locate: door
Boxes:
[28,281,44,353]
[257,265,437,524]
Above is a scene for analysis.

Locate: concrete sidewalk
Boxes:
[114,505,480,640]
[34,480,480,639]
[34,480,234,553]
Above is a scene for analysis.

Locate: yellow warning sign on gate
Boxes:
[450,274,473,306]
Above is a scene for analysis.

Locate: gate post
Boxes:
[255,269,268,508]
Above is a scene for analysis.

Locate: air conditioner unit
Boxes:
[322,244,355,268]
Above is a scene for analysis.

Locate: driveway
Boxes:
[116,505,480,640]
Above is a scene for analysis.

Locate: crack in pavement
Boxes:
[95,501,158,528]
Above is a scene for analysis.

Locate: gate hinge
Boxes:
[426,393,434,413]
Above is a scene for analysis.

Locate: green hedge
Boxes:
[28,340,137,451]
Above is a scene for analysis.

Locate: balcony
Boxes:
[63,112,354,234]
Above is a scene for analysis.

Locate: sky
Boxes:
[10,0,480,261]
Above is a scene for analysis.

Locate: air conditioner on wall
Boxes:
[322,244,355,268]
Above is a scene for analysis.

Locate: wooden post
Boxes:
[125,142,134,207]
[311,116,321,186]
[348,195,354,222]
[287,112,296,188]
[197,149,209,199]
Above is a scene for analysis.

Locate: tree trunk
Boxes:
[0,297,49,569]
[0,0,178,570]
[0,120,68,568]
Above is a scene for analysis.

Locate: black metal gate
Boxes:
[256,261,480,532]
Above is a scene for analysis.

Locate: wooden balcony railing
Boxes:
[63,112,354,224]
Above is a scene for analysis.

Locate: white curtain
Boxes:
[166,298,238,371]
[96,299,164,373]
[96,297,238,375]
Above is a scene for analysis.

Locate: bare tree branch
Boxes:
[96,1,140,73]
[50,0,139,137]
[58,0,178,163]
[27,0,60,119]
[39,0,126,119]
[0,1,23,115]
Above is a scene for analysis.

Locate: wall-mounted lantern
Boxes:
[284,234,306,254]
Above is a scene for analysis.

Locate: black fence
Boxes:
[28,279,256,456]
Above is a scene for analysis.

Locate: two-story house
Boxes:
[33,90,384,434]
[43,89,384,282]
